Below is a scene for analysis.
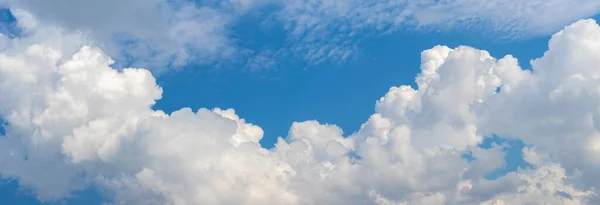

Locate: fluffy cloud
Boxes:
[1,10,600,205]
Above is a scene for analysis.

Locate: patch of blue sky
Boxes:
[153,16,556,150]
[0,8,20,38]
[477,136,533,180]
[0,180,103,205]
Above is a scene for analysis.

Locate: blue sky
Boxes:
[1,1,600,204]
[156,17,553,148]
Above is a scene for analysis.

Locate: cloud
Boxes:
[244,49,278,72]
[2,0,599,71]
[274,0,600,65]
[0,0,273,71]
[481,163,593,205]
[0,5,600,203]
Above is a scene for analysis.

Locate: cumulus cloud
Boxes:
[2,8,600,205]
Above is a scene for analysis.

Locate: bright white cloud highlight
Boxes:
[1,11,600,205]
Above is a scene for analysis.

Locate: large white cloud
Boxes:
[1,10,600,205]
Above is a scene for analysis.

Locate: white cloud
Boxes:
[275,0,600,65]
[2,8,600,205]
[3,0,599,70]
[0,0,271,71]
[480,164,593,205]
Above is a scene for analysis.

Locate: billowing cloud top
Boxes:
[0,2,600,203]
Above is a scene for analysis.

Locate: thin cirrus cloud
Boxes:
[1,4,600,204]
[1,0,599,70]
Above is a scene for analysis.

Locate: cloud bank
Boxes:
[1,5,600,204]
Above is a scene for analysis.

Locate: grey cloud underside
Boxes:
[2,0,600,69]
[1,9,600,204]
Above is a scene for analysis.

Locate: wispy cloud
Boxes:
[2,0,599,71]
[273,0,600,65]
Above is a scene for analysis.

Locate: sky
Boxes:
[0,0,600,205]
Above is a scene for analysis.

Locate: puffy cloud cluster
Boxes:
[2,10,600,205]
